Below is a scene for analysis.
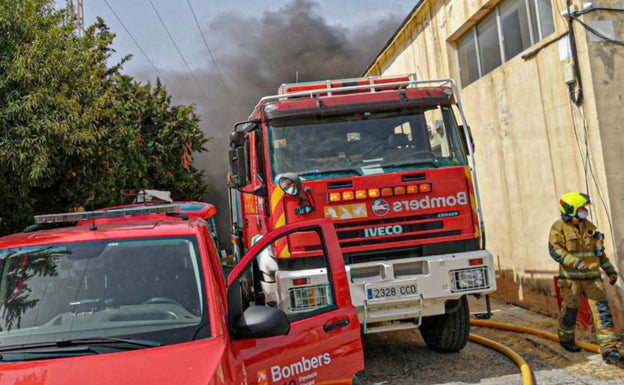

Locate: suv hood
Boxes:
[0,338,235,385]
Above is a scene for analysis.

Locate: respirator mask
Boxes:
[577,208,589,219]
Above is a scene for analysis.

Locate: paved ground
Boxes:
[467,300,624,385]
[357,297,624,385]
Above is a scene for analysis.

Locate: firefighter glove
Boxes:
[608,273,618,286]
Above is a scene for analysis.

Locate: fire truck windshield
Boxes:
[0,237,207,348]
[267,107,468,180]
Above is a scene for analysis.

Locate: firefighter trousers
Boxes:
[557,278,618,353]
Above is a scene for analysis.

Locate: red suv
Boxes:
[0,203,364,384]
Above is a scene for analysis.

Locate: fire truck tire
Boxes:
[419,295,469,353]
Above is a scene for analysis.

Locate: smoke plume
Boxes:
[136,0,407,246]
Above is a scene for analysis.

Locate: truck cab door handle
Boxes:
[323,318,350,332]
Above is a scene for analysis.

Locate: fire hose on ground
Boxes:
[468,318,601,385]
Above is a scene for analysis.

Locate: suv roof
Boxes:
[0,217,201,248]
[0,202,217,248]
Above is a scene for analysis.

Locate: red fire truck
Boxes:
[228,74,496,352]
[0,204,364,384]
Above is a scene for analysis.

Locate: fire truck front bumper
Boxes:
[346,249,496,333]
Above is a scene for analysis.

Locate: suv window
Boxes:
[0,237,206,347]
[236,228,336,321]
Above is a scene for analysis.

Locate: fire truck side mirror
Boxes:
[228,146,249,188]
[277,173,302,197]
[230,130,245,147]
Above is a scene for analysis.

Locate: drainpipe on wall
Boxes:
[566,0,584,105]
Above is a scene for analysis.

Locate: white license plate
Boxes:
[366,281,419,300]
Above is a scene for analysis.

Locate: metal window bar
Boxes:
[288,284,331,311]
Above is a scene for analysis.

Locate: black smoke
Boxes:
[135,0,408,247]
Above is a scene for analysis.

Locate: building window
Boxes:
[457,31,479,86]
[530,0,555,38]
[500,0,532,61]
[457,0,554,86]
[478,12,502,76]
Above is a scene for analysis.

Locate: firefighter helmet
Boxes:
[558,192,590,217]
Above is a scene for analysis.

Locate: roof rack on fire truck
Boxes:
[260,74,460,103]
[24,204,182,233]
[35,204,180,224]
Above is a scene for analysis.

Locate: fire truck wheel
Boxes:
[419,295,469,353]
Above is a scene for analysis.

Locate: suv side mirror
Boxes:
[232,306,290,339]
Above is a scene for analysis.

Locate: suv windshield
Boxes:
[267,106,468,181]
[0,237,206,348]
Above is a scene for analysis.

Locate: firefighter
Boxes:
[548,192,623,367]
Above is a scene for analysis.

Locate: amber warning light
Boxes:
[328,183,432,203]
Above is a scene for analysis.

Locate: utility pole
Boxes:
[67,0,84,37]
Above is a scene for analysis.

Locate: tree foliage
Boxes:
[0,0,210,234]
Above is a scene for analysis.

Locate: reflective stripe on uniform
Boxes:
[596,332,617,341]
[558,270,601,279]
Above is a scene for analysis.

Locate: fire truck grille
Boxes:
[337,229,461,247]
[339,220,443,238]
[331,211,463,248]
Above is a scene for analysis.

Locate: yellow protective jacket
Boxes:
[548,218,615,280]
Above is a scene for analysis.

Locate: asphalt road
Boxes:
[356,298,624,385]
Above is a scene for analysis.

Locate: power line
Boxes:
[186,0,226,87]
[103,0,161,76]
[148,0,200,84]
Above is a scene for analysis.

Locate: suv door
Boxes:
[228,218,364,385]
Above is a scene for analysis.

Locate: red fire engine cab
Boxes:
[228,74,496,353]
[0,203,364,384]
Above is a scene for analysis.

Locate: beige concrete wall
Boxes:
[365,0,624,327]
[581,0,624,319]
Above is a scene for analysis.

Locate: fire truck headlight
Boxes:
[450,267,488,292]
[278,173,302,196]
